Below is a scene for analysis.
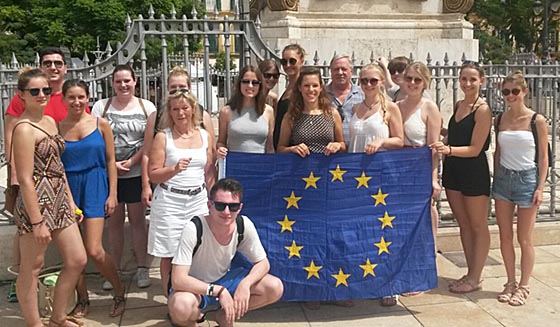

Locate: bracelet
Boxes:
[206,284,214,297]
[448,146,452,156]
[216,286,225,299]
[31,219,45,226]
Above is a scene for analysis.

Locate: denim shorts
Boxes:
[492,165,537,208]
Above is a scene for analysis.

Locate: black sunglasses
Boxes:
[212,201,241,212]
[281,58,298,66]
[502,88,521,96]
[359,78,379,86]
[462,60,480,67]
[240,79,261,85]
[389,69,403,75]
[24,87,53,96]
[404,76,423,84]
[41,60,65,69]
[263,73,280,79]
[169,88,190,95]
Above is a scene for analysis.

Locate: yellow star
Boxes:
[303,260,323,279]
[277,215,296,233]
[374,236,392,255]
[283,191,302,209]
[359,258,378,278]
[329,165,347,182]
[331,268,351,287]
[285,240,304,258]
[371,188,389,206]
[378,211,395,229]
[355,171,372,189]
[302,171,321,189]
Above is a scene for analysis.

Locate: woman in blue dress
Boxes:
[59,80,126,317]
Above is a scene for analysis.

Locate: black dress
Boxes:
[273,93,290,151]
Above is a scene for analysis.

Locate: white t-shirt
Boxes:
[92,98,157,178]
[172,215,267,282]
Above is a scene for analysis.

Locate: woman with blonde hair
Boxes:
[493,71,548,306]
[148,90,215,296]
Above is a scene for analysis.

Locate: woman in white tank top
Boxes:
[148,91,215,296]
[398,62,442,257]
[492,72,548,306]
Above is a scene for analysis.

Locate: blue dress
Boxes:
[61,119,108,218]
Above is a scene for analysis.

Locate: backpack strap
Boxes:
[138,98,148,118]
[236,215,245,246]
[530,113,539,164]
[101,98,112,118]
[191,216,203,256]
[495,112,503,138]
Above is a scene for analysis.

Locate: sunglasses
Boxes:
[24,87,53,96]
[404,76,423,84]
[359,78,379,86]
[169,88,190,95]
[462,60,481,67]
[241,79,261,85]
[389,69,404,75]
[502,88,521,96]
[263,73,280,79]
[212,201,241,212]
[41,60,65,69]
[281,58,298,66]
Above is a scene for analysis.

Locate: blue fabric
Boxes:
[62,127,108,218]
[225,148,437,301]
[199,265,251,313]
[492,165,537,208]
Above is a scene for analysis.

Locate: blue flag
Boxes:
[225,148,437,301]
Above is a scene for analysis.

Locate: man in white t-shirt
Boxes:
[169,178,283,327]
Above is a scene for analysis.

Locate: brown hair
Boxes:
[405,62,431,89]
[460,61,485,77]
[62,79,90,97]
[282,43,306,60]
[258,59,280,75]
[359,64,390,124]
[388,56,411,74]
[229,65,267,116]
[288,67,332,121]
[168,66,192,89]
[159,91,201,131]
[17,67,48,91]
[502,70,528,90]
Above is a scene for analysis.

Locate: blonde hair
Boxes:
[502,70,528,90]
[359,64,390,124]
[17,67,48,91]
[159,92,201,131]
[405,62,431,89]
[168,66,191,89]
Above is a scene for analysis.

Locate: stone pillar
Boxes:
[259,0,477,62]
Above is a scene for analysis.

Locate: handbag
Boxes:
[3,126,20,215]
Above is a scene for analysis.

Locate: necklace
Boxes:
[173,127,194,139]
[363,99,380,110]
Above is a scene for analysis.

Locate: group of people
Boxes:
[4,43,547,327]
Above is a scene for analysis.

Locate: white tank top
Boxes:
[403,106,427,146]
[163,128,208,188]
[348,110,389,153]
[498,131,536,170]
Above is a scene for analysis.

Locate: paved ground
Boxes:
[1,245,560,327]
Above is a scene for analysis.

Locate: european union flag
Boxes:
[225,148,437,301]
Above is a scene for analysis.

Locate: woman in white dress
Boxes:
[148,91,215,296]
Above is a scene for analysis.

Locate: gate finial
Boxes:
[191,4,198,18]
[11,53,18,68]
[126,14,132,30]
[148,4,155,19]
[171,5,177,19]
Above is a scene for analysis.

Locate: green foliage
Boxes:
[213,51,237,72]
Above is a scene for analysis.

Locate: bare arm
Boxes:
[325,109,346,155]
[425,101,442,197]
[382,102,404,149]
[147,132,175,184]
[204,131,217,192]
[534,115,549,206]
[264,105,275,153]
[202,111,217,163]
[451,104,492,157]
[216,105,232,158]
[100,119,118,216]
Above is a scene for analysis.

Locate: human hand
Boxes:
[429,142,451,156]
[217,287,235,324]
[141,187,152,207]
[116,160,131,176]
[365,139,383,155]
[233,281,251,320]
[432,181,442,199]
[105,195,118,216]
[174,158,191,173]
[291,143,310,157]
[324,142,342,156]
[217,147,228,159]
[532,189,543,207]
[33,222,51,245]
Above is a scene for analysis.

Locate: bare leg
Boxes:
[462,195,490,284]
[127,202,148,267]
[430,203,439,253]
[495,199,516,283]
[16,233,48,327]
[83,218,125,296]
[160,257,172,296]
[168,292,201,327]
[49,223,87,325]
[108,203,126,270]
[517,206,538,286]
[446,190,475,274]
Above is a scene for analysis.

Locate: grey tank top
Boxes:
[227,107,268,153]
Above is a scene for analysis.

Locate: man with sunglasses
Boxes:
[168,178,283,327]
[325,55,364,143]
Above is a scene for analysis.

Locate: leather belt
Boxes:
[159,183,205,196]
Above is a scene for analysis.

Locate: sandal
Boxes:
[448,275,468,289]
[509,285,530,306]
[380,295,398,307]
[49,316,85,327]
[497,281,518,303]
[303,301,321,310]
[449,278,482,294]
[333,300,354,307]
[69,299,90,318]
[109,295,126,317]
[401,291,423,297]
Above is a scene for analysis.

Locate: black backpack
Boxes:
[496,112,553,168]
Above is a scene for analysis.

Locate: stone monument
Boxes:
[254,0,477,62]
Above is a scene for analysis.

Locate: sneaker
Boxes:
[102,279,114,291]
[136,267,151,288]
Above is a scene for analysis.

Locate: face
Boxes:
[390,67,405,86]
[282,49,303,78]
[359,68,383,94]
[41,54,67,85]
[208,189,243,226]
[459,67,485,96]
[21,77,50,109]
[240,71,261,98]
[113,70,136,96]
[168,75,189,92]
[330,58,352,87]
[262,67,280,90]
[501,81,526,106]
[403,69,425,96]
[299,74,322,105]
[169,97,193,125]
[63,86,89,116]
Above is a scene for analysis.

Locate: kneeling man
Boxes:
[169,178,284,327]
